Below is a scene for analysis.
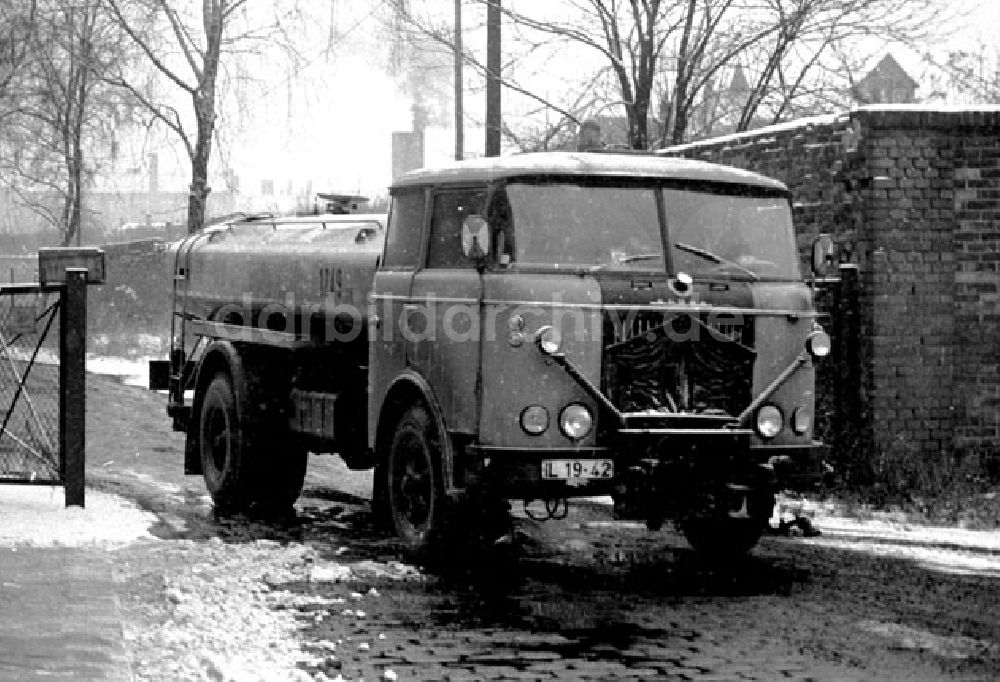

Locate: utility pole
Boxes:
[485,0,501,157]
[454,0,463,161]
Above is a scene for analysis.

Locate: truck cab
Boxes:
[369,152,829,556]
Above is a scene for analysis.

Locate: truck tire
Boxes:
[681,517,767,559]
[680,493,773,560]
[386,404,446,550]
[199,373,254,511]
[199,372,307,513]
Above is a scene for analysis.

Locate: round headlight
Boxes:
[559,403,593,440]
[806,329,831,358]
[792,407,812,435]
[520,405,549,435]
[755,405,783,439]
[536,325,562,355]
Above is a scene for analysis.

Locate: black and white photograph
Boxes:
[0,1,998,679]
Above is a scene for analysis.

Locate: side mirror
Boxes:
[811,234,836,277]
[461,215,490,264]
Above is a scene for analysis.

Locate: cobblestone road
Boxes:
[275,498,1000,682]
[70,376,1000,680]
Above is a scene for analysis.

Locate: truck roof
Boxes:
[391,151,787,192]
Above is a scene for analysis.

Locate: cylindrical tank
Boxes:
[173,213,386,346]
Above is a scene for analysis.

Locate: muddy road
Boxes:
[83,375,999,681]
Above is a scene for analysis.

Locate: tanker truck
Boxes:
[150,152,831,558]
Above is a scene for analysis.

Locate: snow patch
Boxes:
[858,619,999,660]
[0,485,156,547]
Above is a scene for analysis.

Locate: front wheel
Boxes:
[386,404,446,550]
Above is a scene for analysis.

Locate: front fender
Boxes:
[376,369,459,495]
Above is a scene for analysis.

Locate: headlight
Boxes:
[559,404,593,440]
[520,405,549,435]
[536,325,562,355]
[806,329,831,358]
[755,405,783,439]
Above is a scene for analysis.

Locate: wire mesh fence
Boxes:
[0,290,61,483]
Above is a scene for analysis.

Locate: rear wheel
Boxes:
[199,374,252,510]
[386,404,446,549]
[198,372,306,513]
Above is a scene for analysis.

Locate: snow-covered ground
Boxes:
[86,355,156,389]
[0,485,156,547]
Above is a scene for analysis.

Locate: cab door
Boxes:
[407,187,488,436]
[368,188,427,445]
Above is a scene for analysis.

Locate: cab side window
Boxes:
[427,189,487,268]
[383,190,425,268]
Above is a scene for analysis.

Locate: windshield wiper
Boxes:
[619,253,663,263]
[673,242,759,281]
[588,252,663,272]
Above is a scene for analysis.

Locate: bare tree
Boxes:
[103,0,314,233]
[101,0,248,233]
[922,43,1000,105]
[730,0,946,133]
[0,0,134,245]
[0,0,38,120]
[463,0,949,148]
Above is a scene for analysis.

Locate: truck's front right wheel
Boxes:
[680,492,774,560]
[386,404,446,550]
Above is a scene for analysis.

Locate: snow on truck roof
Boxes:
[391,151,787,192]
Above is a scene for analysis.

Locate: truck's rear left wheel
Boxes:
[199,373,253,511]
[199,372,306,513]
[387,404,446,550]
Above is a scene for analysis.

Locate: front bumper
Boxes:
[463,436,829,498]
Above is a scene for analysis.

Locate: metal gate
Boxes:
[0,249,103,505]
[0,285,61,483]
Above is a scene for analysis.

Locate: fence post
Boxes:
[60,268,87,507]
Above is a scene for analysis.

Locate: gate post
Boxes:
[834,263,864,483]
[60,268,87,507]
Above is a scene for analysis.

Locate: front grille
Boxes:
[602,310,755,416]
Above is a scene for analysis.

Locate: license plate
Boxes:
[541,459,614,480]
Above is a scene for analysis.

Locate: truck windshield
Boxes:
[663,188,800,280]
[503,181,800,280]
[505,182,663,270]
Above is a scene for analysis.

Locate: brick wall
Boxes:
[664,107,1000,487]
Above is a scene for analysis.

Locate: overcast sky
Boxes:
[145,0,1000,205]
